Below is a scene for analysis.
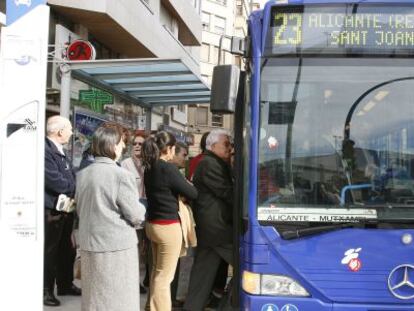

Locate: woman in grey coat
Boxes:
[75,125,146,311]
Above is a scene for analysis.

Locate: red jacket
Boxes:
[188,153,204,181]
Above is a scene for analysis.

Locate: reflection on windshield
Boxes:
[259,58,414,211]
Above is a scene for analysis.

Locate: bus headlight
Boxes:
[242,271,310,297]
[261,274,309,296]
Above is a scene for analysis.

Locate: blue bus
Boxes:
[211,0,414,310]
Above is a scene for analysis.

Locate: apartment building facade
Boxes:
[187,0,258,155]
[45,0,203,138]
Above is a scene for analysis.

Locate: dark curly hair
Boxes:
[141,131,176,169]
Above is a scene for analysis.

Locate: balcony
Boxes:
[48,0,201,61]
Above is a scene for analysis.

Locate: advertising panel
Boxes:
[0,2,49,311]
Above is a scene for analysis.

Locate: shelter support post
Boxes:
[60,64,72,119]
[145,107,152,134]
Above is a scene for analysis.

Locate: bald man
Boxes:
[44,116,80,307]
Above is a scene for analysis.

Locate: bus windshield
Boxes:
[258,58,414,221]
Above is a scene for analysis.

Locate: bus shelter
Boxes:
[59,58,211,131]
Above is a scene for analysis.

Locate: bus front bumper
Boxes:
[241,293,414,311]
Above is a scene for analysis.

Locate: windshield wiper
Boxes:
[280,221,370,240]
[280,218,414,240]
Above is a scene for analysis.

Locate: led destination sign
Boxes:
[267,5,414,55]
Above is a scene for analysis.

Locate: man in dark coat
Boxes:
[44,116,80,307]
[184,129,234,311]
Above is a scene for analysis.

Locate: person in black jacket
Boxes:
[44,116,80,307]
[184,129,234,311]
[142,131,198,311]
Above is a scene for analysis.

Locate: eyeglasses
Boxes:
[133,142,143,146]
[215,141,231,148]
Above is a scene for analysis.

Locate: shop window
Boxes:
[196,107,208,125]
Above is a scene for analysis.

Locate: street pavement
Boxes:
[43,289,148,311]
[44,256,193,311]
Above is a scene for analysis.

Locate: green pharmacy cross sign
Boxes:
[79,88,113,113]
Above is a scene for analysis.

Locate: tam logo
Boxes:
[14,0,32,6]
[24,118,37,131]
[341,248,362,272]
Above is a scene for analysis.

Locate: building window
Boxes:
[160,4,177,35]
[89,35,120,59]
[211,45,217,64]
[201,43,210,62]
[213,0,227,6]
[212,113,223,127]
[214,16,226,34]
[236,5,243,16]
[211,46,225,65]
[235,55,242,67]
[196,107,208,125]
[202,11,210,31]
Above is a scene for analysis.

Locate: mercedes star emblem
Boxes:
[388,264,414,300]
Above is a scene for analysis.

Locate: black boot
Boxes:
[44,289,61,307]
[57,283,82,296]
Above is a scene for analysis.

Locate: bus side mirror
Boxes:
[210,65,240,114]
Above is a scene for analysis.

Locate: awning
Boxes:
[69,58,210,109]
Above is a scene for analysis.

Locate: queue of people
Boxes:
[43,115,234,311]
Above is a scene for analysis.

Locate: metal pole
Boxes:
[60,63,72,118]
[145,107,152,134]
[218,35,225,65]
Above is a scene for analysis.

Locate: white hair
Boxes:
[206,129,231,151]
[46,115,71,135]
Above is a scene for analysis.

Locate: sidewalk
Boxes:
[44,291,148,311]
[44,256,193,311]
